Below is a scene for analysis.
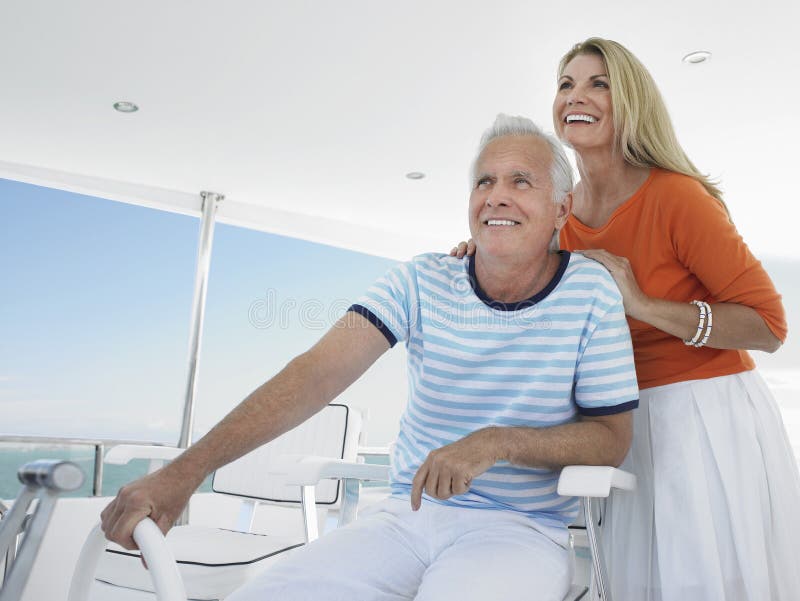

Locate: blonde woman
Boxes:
[453,37,800,600]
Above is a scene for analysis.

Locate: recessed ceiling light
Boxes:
[682,51,712,65]
[113,101,139,113]
[406,172,425,180]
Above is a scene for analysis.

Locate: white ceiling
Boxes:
[0,1,797,260]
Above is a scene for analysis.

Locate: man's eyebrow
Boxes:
[511,170,534,179]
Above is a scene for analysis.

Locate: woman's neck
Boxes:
[573,149,651,228]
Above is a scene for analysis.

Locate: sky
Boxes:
[1,177,799,456]
[0,178,405,446]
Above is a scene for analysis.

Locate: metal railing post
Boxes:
[175,191,223,527]
[0,461,84,601]
[0,501,11,586]
[93,444,104,496]
[178,191,223,450]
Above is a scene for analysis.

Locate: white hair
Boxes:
[472,113,574,204]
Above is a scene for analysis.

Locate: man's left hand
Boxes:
[410,428,501,510]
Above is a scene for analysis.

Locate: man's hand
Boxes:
[100,465,201,550]
[410,428,501,510]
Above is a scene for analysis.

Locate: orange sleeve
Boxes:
[664,177,787,341]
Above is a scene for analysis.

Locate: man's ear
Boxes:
[554,193,572,230]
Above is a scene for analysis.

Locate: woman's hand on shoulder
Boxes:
[576,249,783,352]
[575,249,649,319]
[449,239,476,258]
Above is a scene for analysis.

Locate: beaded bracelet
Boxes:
[684,300,707,346]
[684,300,712,348]
[696,302,713,348]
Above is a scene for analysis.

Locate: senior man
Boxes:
[101,114,639,601]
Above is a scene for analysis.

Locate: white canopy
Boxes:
[1,1,796,259]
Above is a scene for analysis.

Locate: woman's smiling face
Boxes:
[553,53,615,152]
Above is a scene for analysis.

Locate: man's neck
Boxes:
[473,251,558,304]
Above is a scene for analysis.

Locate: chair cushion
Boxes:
[96,525,304,600]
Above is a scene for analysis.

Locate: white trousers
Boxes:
[227,497,571,601]
[604,370,800,601]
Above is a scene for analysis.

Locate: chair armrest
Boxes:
[556,465,636,498]
[68,519,186,601]
[104,445,183,465]
[273,456,389,543]
[285,457,390,486]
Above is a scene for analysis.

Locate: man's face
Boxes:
[469,135,568,260]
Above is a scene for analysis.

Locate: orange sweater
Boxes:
[560,169,787,390]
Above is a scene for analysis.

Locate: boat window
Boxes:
[193,222,405,449]
[1,178,198,497]
[0,179,405,499]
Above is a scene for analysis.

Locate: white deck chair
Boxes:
[71,403,372,601]
[283,458,635,601]
[559,466,635,601]
[71,444,634,601]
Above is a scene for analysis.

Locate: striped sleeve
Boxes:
[574,295,639,415]
[347,261,416,347]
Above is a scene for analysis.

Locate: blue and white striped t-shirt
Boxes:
[349,251,638,528]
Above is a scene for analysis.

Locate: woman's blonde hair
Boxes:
[558,37,728,213]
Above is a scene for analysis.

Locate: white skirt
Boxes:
[603,370,800,601]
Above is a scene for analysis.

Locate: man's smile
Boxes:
[484,219,520,226]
